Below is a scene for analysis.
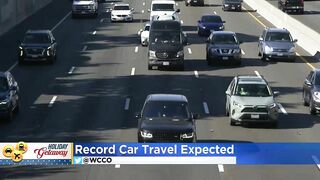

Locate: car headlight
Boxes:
[210,48,219,54]
[219,25,224,30]
[264,46,273,53]
[233,49,240,53]
[288,47,295,53]
[46,46,52,56]
[268,103,277,109]
[313,92,320,102]
[176,50,184,57]
[19,46,24,56]
[225,4,229,6]
[201,26,206,29]
[233,101,242,108]
[140,131,153,138]
[180,132,194,139]
[149,50,156,58]
[0,97,10,105]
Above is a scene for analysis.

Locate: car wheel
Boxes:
[148,64,152,70]
[261,53,268,61]
[230,118,236,126]
[226,105,230,116]
[303,91,309,106]
[258,51,261,56]
[309,100,317,115]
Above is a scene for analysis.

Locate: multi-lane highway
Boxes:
[0,0,320,179]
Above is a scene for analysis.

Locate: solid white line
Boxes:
[312,155,320,171]
[134,46,139,53]
[124,98,131,110]
[180,20,184,24]
[142,10,145,14]
[203,102,210,114]
[188,48,192,54]
[218,164,224,172]
[115,164,121,168]
[6,61,18,72]
[254,70,261,77]
[143,2,145,6]
[82,45,87,52]
[68,66,75,74]
[176,3,179,6]
[92,31,97,35]
[131,67,135,76]
[277,103,288,115]
[194,70,199,78]
[48,96,58,107]
[51,11,71,32]
[241,49,245,55]
[214,11,217,14]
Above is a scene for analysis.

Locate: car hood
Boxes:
[210,44,239,49]
[112,10,132,15]
[232,96,275,106]
[141,31,149,38]
[140,117,194,131]
[149,43,183,52]
[20,43,51,48]
[73,1,94,5]
[265,41,294,49]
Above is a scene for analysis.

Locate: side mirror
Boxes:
[225,90,230,95]
[198,20,201,23]
[293,39,298,43]
[148,9,151,12]
[305,80,312,86]
[10,86,17,91]
[222,21,226,23]
[259,37,263,41]
[176,9,180,13]
[135,113,141,118]
[192,113,200,119]
[273,91,280,96]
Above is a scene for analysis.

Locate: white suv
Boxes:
[72,0,98,18]
[111,4,134,22]
[148,0,180,21]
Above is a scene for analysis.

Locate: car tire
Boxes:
[148,64,152,70]
[226,105,230,116]
[261,53,268,61]
[303,91,309,106]
[230,118,236,126]
[309,100,317,115]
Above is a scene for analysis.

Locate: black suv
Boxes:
[0,72,19,121]
[137,94,198,142]
[222,0,242,11]
[278,0,304,14]
[185,0,204,6]
[303,69,320,115]
[18,30,57,64]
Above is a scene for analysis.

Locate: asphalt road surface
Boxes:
[0,0,319,179]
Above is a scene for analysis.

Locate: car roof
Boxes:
[26,30,51,34]
[237,76,267,84]
[147,94,188,102]
[114,3,129,6]
[152,0,175,4]
[265,28,289,33]
[211,31,235,35]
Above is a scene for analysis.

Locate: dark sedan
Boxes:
[222,0,242,11]
[303,69,320,115]
[206,31,242,66]
[197,15,225,36]
[185,0,204,6]
[137,94,198,143]
[0,72,19,121]
[18,30,57,64]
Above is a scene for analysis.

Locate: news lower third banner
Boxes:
[1,142,320,165]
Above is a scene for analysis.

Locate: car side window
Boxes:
[310,73,316,84]
[228,78,236,95]
[307,71,314,81]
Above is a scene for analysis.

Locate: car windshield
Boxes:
[202,16,222,23]
[212,34,238,44]
[235,84,271,97]
[114,6,130,10]
[150,31,181,45]
[265,32,292,42]
[152,4,174,11]
[142,101,190,119]
[23,33,51,44]
[0,77,8,92]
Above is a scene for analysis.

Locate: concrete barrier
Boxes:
[0,0,52,36]
[244,0,320,57]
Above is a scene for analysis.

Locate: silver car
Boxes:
[225,75,279,127]
[258,28,297,62]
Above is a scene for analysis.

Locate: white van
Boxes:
[148,0,180,21]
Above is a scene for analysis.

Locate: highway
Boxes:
[0,0,320,179]
[266,0,320,34]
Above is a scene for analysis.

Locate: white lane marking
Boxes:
[176,3,179,6]
[277,103,288,115]
[241,49,245,55]
[180,20,184,24]
[312,155,320,171]
[194,70,199,78]
[188,48,192,54]
[6,11,71,72]
[115,164,121,168]
[48,96,58,107]
[68,66,75,74]
[203,102,210,114]
[254,70,261,77]
[92,31,97,35]
[214,11,217,14]
[131,67,136,76]
[142,10,145,14]
[134,46,139,53]
[100,18,104,23]
[143,2,145,6]
[6,61,18,72]
[51,11,71,32]
[124,98,131,110]
[218,164,224,172]
[82,45,88,52]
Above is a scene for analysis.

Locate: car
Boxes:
[225,75,279,126]
[110,4,134,22]
[148,0,180,21]
[185,0,204,6]
[148,20,187,70]
[18,30,58,64]
[151,13,180,22]
[72,0,99,18]
[278,0,304,14]
[0,72,19,121]
[222,0,242,11]
[206,31,242,66]
[258,28,297,62]
[197,15,225,37]
[302,69,320,115]
[137,94,198,142]
[138,22,151,46]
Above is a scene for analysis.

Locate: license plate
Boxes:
[81,11,86,14]
[222,57,229,60]
[193,0,197,2]
[152,66,158,70]
[163,62,169,66]
[251,114,259,119]
[277,53,284,56]
[231,7,235,9]
[31,55,38,58]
